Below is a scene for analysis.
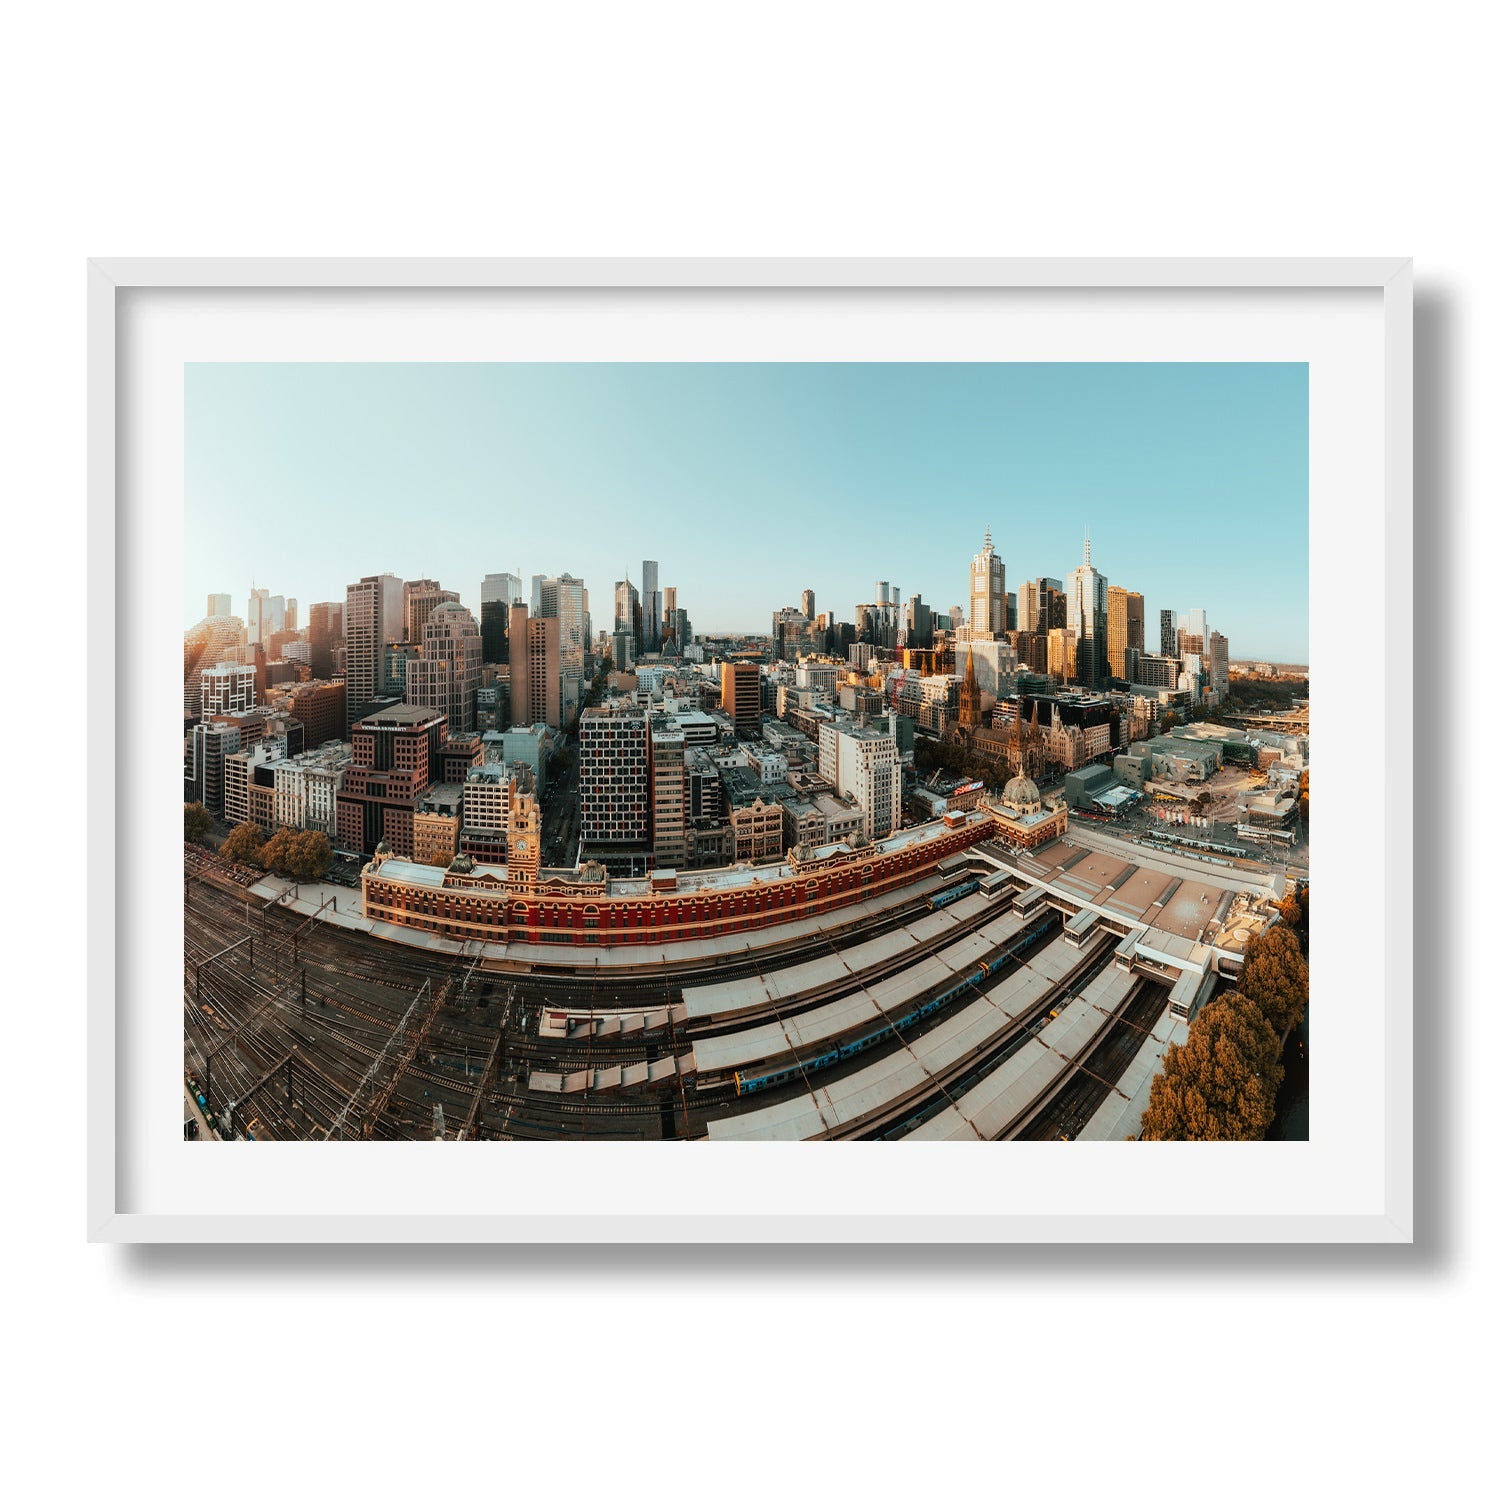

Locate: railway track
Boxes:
[1013,981,1170,1141]
[183,851,1012,1141]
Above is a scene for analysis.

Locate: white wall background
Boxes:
[5,3,1489,1495]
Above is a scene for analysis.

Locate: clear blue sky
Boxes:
[185,361,1309,660]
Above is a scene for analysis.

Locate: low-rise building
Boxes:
[730,796,784,863]
[413,782,464,866]
[272,741,353,835]
[224,740,286,828]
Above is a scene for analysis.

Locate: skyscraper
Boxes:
[480,572,522,664]
[1178,607,1209,658]
[406,602,483,735]
[508,605,562,730]
[662,585,679,647]
[968,528,1006,637]
[538,574,587,673]
[345,575,387,729]
[580,702,651,873]
[1209,630,1230,699]
[904,593,934,650]
[402,579,458,645]
[1066,534,1108,688]
[207,593,231,617]
[801,588,815,621]
[614,577,640,649]
[1106,586,1145,680]
[721,662,762,740]
[1107,586,1129,679]
[642,560,661,653]
[539,573,588,721]
[309,601,340,680]
[1160,609,1178,657]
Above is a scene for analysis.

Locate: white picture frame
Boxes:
[89,257,1412,1244]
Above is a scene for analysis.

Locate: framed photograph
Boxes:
[89,257,1411,1243]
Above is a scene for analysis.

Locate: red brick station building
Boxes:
[360,786,1039,948]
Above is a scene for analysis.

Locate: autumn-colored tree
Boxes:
[184,802,213,843]
[221,821,265,866]
[1138,992,1284,1140]
[1298,769,1309,827]
[1276,890,1303,928]
[1239,922,1309,1034]
[288,830,331,880]
[259,826,298,876]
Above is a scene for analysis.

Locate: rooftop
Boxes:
[356,703,446,728]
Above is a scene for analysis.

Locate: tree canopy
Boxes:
[1239,922,1309,1034]
[260,827,331,880]
[184,802,213,843]
[1139,992,1284,1141]
[221,821,265,866]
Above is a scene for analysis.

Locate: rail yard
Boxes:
[184,829,1275,1141]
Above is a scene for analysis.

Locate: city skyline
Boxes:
[186,361,1309,658]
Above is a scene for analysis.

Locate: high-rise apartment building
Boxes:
[345,575,387,729]
[579,703,652,872]
[721,662,762,740]
[967,528,1007,637]
[406,602,483,735]
[1066,536,1109,688]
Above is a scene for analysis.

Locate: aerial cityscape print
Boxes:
[183,362,1310,1142]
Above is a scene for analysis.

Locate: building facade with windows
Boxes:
[362,805,998,947]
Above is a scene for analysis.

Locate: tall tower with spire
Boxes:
[1066,528,1108,689]
[958,647,983,729]
[968,527,1006,638]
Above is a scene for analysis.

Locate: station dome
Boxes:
[1001,774,1041,812]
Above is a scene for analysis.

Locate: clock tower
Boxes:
[507,788,541,892]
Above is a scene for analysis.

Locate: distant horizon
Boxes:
[186,361,1309,659]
